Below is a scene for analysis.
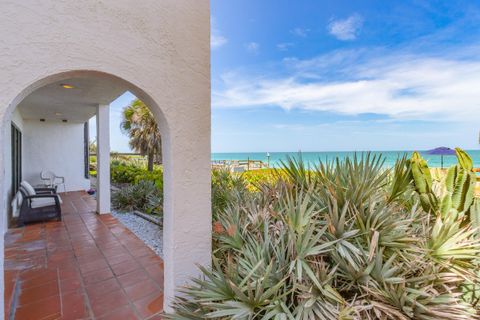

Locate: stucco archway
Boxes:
[3,70,170,136]
[1,71,170,223]
[0,1,211,315]
[1,68,210,315]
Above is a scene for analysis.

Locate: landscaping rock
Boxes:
[112,210,163,258]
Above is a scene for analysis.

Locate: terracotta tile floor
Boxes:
[4,191,164,320]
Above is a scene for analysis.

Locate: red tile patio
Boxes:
[4,191,164,319]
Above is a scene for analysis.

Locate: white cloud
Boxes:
[277,42,294,51]
[328,14,364,41]
[245,42,260,54]
[213,49,480,123]
[290,27,310,38]
[211,34,227,49]
[211,18,227,49]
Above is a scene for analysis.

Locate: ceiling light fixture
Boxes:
[60,84,74,89]
[55,112,62,116]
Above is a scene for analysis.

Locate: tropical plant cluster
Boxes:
[167,149,480,320]
[110,159,163,215]
[110,161,163,187]
[112,180,163,214]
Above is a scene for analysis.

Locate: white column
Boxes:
[162,132,212,311]
[96,104,110,214]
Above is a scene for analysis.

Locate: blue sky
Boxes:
[102,0,480,153]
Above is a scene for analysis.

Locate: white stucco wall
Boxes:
[0,0,211,314]
[23,120,90,192]
[3,108,24,234]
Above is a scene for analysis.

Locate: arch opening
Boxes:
[2,70,170,317]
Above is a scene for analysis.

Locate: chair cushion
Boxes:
[30,195,62,209]
[11,191,22,218]
[20,181,36,196]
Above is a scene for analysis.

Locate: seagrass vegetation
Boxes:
[166,148,480,320]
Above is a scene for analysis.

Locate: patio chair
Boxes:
[15,181,62,226]
[40,170,66,192]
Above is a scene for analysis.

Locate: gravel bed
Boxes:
[112,210,163,258]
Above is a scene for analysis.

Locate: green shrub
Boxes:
[110,161,163,215]
[211,169,249,219]
[166,151,480,320]
[241,168,279,190]
[133,169,163,191]
[112,180,162,214]
[110,161,163,186]
[110,163,144,183]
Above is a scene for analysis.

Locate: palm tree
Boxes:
[120,99,161,172]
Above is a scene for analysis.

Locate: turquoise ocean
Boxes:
[212,150,480,169]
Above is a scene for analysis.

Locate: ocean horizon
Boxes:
[212,150,480,168]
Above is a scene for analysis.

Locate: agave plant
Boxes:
[165,151,480,320]
[111,180,162,214]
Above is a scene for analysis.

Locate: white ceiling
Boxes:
[17,77,128,123]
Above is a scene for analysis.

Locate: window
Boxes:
[84,122,89,179]
[11,123,22,193]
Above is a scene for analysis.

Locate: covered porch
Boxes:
[4,191,164,319]
[5,76,119,226]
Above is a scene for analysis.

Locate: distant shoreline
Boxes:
[212,149,478,154]
[211,150,480,169]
